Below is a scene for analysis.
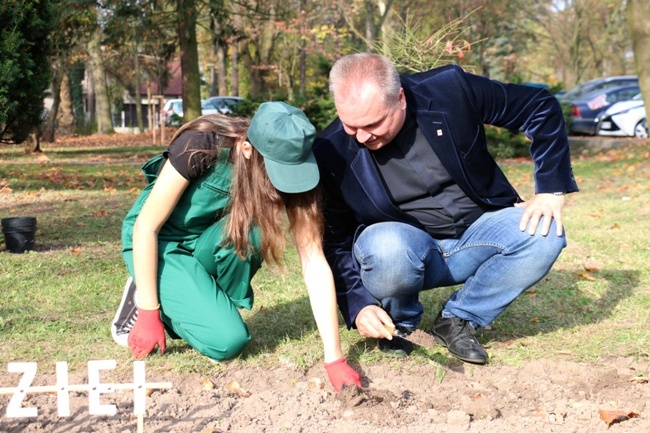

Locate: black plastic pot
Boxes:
[2,217,37,253]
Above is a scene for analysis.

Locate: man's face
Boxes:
[335,84,407,151]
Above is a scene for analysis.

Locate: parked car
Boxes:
[163,98,183,126]
[202,96,243,115]
[597,93,647,138]
[568,84,640,135]
[556,75,638,103]
[163,97,243,126]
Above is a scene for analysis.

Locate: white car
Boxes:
[162,98,183,126]
[202,96,243,115]
[597,93,647,138]
[163,97,242,126]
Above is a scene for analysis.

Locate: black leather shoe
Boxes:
[431,312,488,364]
[378,324,416,357]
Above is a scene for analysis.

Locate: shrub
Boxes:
[0,0,55,144]
[485,126,531,159]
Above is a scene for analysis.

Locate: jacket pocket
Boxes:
[141,154,165,184]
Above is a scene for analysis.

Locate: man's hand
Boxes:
[324,357,362,392]
[354,305,394,340]
[515,193,565,236]
[128,309,166,359]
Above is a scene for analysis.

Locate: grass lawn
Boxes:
[0,136,648,377]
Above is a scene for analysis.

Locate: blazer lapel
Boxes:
[349,146,420,223]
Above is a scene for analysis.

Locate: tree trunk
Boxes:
[216,42,228,96]
[87,24,113,134]
[246,56,265,98]
[298,0,306,98]
[57,72,75,134]
[85,61,95,125]
[364,0,377,48]
[133,28,144,133]
[628,0,650,108]
[244,17,276,98]
[231,41,239,96]
[177,0,201,123]
[42,62,63,142]
[23,132,40,154]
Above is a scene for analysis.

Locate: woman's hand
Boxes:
[324,357,362,392]
[127,309,167,359]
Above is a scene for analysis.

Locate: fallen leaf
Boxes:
[589,210,604,218]
[630,377,648,384]
[576,272,597,281]
[226,380,251,398]
[598,409,639,426]
[530,317,539,323]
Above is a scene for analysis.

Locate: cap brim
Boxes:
[263,152,320,193]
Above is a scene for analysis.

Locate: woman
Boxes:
[111,102,361,392]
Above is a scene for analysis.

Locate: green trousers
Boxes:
[124,219,262,361]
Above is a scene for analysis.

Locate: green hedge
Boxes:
[485,125,531,159]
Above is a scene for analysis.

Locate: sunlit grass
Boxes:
[0,139,649,379]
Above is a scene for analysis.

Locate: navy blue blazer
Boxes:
[313,64,578,329]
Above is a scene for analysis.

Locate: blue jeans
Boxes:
[352,207,566,329]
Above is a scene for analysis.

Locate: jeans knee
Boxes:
[355,224,432,296]
[533,231,567,263]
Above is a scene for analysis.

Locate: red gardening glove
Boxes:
[127,309,166,359]
[324,357,362,392]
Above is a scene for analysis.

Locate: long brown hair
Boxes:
[228,136,324,266]
[171,113,323,266]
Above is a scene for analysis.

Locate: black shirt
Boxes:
[163,130,220,180]
[371,112,484,238]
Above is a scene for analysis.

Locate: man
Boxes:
[312,53,578,364]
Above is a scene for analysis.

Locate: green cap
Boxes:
[247,102,319,193]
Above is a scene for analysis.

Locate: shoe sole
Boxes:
[111,276,135,347]
[432,334,488,365]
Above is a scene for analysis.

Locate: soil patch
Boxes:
[1,356,648,432]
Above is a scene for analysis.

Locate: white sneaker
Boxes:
[111,277,138,346]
